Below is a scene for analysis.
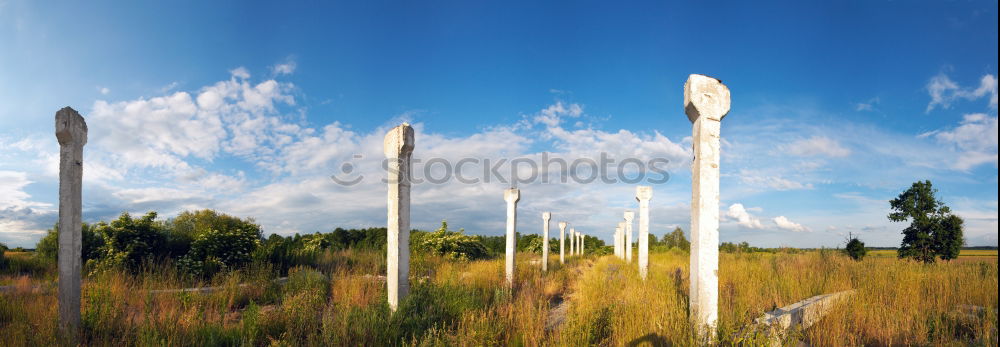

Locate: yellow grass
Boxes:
[2,249,996,346]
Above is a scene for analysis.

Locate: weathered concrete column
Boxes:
[685,74,730,340]
[558,221,567,264]
[569,228,576,256]
[55,107,86,342]
[541,212,551,272]
[385,123,414,312]
[636,186,652,280]
[576,230,581,255]
[504,188,520,287]
[614,223,623,259]
[624,211,634,263]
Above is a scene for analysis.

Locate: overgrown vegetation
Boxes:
[3,207,996,346]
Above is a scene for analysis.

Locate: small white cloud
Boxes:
[926,72,998,112]
[533,101,583,127]
[854,97,879,111]
[271,59,297,76]
[230,67,251,79]
[98,86,110,95]
[738,169,813,191]
[726,203,763,229]
[786,136,851,157]
[773,215,809,232]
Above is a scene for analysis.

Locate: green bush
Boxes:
[178,226,261,278]
[35,222,103,262]
[415,221,489,261]
[845,236,867,261]
[91,212,166,273]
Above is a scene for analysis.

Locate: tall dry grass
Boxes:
[2,248,996,346]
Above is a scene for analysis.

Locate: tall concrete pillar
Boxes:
[614,224,623,259]
[569,228,576,256]
[541,212,551,272]
[385,123,414,312]
[577,232,583,255]
[685,74,730,340]
[504,188,520,286]
[55,107,86,342]
[636,186,653,280]
[558,222,567,264]
[624,211,634,263]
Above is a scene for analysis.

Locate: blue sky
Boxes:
[1,1,997,248]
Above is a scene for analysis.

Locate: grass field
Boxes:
[2,249,997,346]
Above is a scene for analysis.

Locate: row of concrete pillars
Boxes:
[54,74,729,342]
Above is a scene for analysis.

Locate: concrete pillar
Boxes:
[542,212,551,272]
[504,188,520,287]
[578,232,584,255]
[568,227,576,256]
[558,222,567,264]
[685,74,730,340]
[624,211,634,263]
[636,186,652,280]
[385,123,414,312]
[614,224,623,259]
[573,232,583,255]
[55,107,86,342]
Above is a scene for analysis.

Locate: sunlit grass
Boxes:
[2,249,996,346]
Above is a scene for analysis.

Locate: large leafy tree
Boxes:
[888,180,965,263]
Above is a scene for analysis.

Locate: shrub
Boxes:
[91,212,166,272]
[35,222,103,262]
[845,236,867,261]
[166,209,262,258]
[416,221,489,261]
[178,226,261,278]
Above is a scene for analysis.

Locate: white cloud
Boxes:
[725,203,763,229]
[738,169,813,191]
[855,97,879,111]
[271,60,297,76]
[926,72,998,112]
[98,86,110,95]
[773,215,809,232]
[785,136,851,157]
[920,113,998,170]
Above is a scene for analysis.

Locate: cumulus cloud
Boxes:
[926,72,998,112]
[773,215,809,232]
[785,136,851,157]
[726,203,763,229]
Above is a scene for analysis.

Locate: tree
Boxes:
[92,211,166,272]
[662,227,690,251]
[415,220,489,261]
[178,226,261,277]
[35,222,103,262]
[889,180,965,263]
[844,234,866,261]
[166,209,262,258]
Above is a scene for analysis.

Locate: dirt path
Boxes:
[545,258,596,332]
